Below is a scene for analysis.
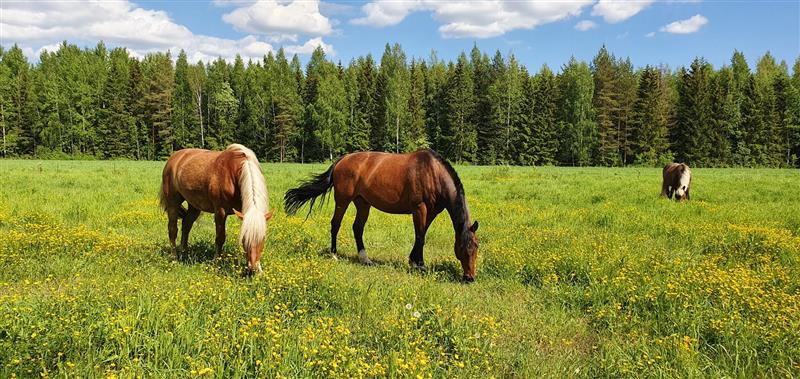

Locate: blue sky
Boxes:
[2,1,798,71]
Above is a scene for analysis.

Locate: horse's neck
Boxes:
[445,191,469,237]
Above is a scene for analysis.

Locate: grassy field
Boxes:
[0,160,799,378]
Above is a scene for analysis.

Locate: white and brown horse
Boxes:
[160,144,273,273]
[661,163,692,201]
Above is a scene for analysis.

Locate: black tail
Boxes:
[284,161,338,217]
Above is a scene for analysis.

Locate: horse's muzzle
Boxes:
[462,275,475,283]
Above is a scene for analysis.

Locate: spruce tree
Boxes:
[445,53,476,162]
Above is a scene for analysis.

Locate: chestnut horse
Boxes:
[661,163,692,201]
[160,144,273,273]
[284,149,479,282]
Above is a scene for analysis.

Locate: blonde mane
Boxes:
[227,144,269,250]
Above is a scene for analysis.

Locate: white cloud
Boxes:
[660,14,708,34]
[351,0,594,38]
[591,0,654,23]
[574,20,597,31]
[0,0,332,62]
[222,0,333,37]
[285,37,336,56]
[645,31,656,38]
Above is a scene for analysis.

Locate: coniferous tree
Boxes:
[140,51,175,158]
[631,65,670,164]
[172,50,195,149]
[473,46,495,164]
[673,58,714,165]
[528,65,559,165]
[407,59,429,150]
[98,48,134,158]
[592,46,619,166]
[424,51,448,153]
[614,57,638,164]
[377,43,410,153]
[557,57,596,166]
[445,53,476,162]
[349,55,377,152]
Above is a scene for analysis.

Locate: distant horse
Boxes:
[284,150,480,282]
[160,144,273,274]
[661,163,692,201]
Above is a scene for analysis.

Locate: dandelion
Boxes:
[197,367,214,376]
[412,311,421,318]
[405,303,412,310]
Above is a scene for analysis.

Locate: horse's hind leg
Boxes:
[180,205,201,252]
[352,197,372,265]
[167,209,180,259]
[330,200,349,260]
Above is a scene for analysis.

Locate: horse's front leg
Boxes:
[214,210,227,255]
[409,204,428,269]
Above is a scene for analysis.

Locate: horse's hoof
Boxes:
[358,250,373,265]
[409,262,427,271]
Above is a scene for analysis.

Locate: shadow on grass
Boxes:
[159,242,253,278]
[333,249,468,284]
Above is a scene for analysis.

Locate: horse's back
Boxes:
[332,150,443,213]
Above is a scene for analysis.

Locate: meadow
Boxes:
[0,160,799,378]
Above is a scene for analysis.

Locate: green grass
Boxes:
[1,160,799,378]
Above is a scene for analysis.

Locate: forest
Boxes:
[0,42,798,167]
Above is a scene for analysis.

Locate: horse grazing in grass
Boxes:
[284,149,480,282]
[160,144,273,274]
[661,163,692,201]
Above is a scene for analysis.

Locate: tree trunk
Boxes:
[395,114,400,153]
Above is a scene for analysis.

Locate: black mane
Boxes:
[426,149,470,233]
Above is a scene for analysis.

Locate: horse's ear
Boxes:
[264,210,274,221]
[233,209,245,220]
[470,221,479,232]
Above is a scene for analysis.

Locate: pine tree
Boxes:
[614,57,638,165]
[631,65,670,165]
[445,52,476,162]
[673,58,714,165]
[172,50,195,149]
[528,65,559,165]
[271,49,303,162]
[349,55,377,152]
[557,57,596,166]
[752,52,784,166]
[98,47,134,158]
[407,59,428,151]
[424,51,448,153]
[592,46,619,166]
[473,46,495,164]
[378,43,410,153]
[310,57,347,161]
[708,66,736,165]
[140,52,175,158]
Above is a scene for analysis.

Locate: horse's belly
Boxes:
[182,192,216,213]
[358,192,415,214]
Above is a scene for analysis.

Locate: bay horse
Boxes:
[284,149,479,282]
[159,144,273,274]
[661,163,692,201]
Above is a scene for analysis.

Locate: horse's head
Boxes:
[234,209,274,274]
[455,221,479,282]
[674,165,691,201]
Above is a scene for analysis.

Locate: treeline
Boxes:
[1,42,799,167]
